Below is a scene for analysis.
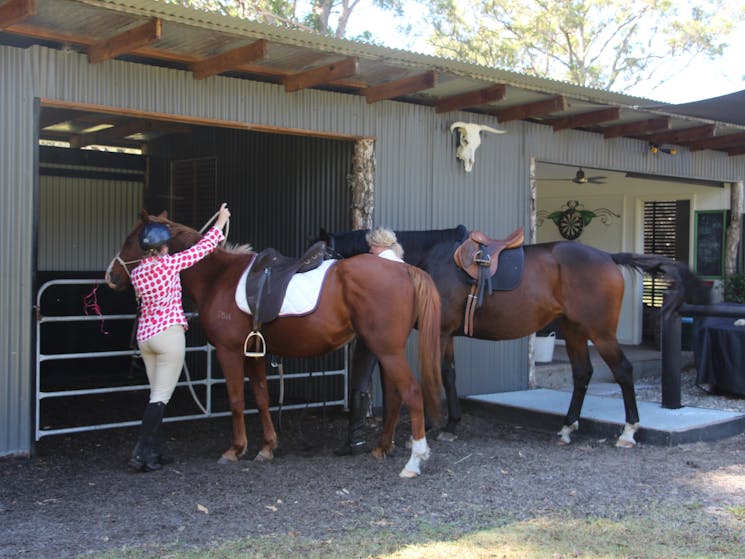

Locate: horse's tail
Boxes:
[611,253,712,317]
[407,266,443,423]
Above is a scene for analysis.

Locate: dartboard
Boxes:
[558,210,584,240]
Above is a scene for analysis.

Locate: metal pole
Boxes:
[660,292,682,409]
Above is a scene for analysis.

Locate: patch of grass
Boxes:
[726,505,745,521]
[78,504,744,559]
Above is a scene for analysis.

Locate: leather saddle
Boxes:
[453,227,524,335]
[245,240,327,327]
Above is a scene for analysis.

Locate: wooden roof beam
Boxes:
[550,107,620,131]
[726,145,745,156]
[283,57,358,92]
[0,0,34,29]
[688,132,745,152]
[190,39,268,80]
[363,71,437,104]
[602,116,669,139]
[87,19,161,64]
[69,119,190,148]
[435,84,506,114]
[644,124,715,145]
[493,95,567,123]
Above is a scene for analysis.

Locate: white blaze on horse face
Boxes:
[450,122,506,172]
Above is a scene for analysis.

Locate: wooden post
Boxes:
[725,180,743,276]
[349,139,375,230]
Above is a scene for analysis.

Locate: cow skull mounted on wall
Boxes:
[450,122,506,172]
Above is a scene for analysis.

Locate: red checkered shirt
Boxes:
[131,227,224,342]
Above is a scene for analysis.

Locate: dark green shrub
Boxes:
[723,273,745,304]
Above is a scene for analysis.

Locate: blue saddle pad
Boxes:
[490,246,524,291]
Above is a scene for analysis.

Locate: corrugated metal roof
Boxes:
[3,0,745,155]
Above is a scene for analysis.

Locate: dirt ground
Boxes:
[2,376,745,559]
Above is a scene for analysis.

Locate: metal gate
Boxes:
[35,279,348,440]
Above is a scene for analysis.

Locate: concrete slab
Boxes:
[465,388,745,446]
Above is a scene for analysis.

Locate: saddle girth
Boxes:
[453,227,524,336]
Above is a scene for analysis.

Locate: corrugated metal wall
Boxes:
[3,43,745,455]
[1,46,35,456]
[38,176,143,271]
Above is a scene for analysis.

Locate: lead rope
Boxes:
[181,214,230,415]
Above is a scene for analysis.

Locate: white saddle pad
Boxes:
[235,258,337,317]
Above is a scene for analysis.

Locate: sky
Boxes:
[347,4,745,105]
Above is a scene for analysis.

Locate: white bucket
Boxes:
[535,332,556,363]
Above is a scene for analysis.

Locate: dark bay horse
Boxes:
[105,211,442,477]
[321,225,710,447]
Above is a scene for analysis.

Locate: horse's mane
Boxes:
[148,214,253,255]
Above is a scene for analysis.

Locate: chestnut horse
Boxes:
[320,225,710,447]
[105,211,442,478]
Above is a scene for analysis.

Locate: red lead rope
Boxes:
[83,284,109,334]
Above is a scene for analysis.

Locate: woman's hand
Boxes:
[215,203,231,229]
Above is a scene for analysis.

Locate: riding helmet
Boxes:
[139,223,171,250]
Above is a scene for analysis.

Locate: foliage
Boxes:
[162,0,404,39]
[723,272,745,303]
[421,0,744,94]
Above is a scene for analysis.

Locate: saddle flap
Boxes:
[245,241,327,325]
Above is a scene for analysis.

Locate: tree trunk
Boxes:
[349,139,375,231]
[725,181,743,276]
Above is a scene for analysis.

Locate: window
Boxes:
[170,157,217,229]
[643,200,690,306]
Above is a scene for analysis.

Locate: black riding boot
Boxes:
[335,390,370,456]
[128,402,166,472]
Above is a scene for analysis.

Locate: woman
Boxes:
[128,203,231,472]
[366,226,404,262]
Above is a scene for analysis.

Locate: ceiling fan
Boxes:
[541,168,607,185]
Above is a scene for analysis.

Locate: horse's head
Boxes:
[104,209,200,291]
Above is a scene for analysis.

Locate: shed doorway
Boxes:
[35,104,363,440]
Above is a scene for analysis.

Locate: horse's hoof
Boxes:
[616,422,639,448]
[437,430,457,442]
[371,447,386,459]
[615,439,636,448]
[218,454,237,465]
[399,468,419,478]
[254,449,274,461]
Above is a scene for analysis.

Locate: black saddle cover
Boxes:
[245,241,327,325]
[490,246,524,291]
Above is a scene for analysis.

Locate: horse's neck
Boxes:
[179,249,250,303]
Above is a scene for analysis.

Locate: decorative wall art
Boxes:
[537,200,620,240]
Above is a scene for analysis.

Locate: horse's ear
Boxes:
[158,210,168,218]
[318,227,329,242]
[139,209,150,222]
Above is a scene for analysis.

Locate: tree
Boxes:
[421,0,744,94]
[165,0,404,40]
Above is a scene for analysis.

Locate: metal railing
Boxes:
[35,279,348,440]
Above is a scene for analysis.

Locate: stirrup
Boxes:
[244,330,266,357]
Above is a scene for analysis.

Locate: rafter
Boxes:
[68,119,191,148]
[549,107,620,131]
[688,132,745,152]
[644,124,715,145]
[87,19,161,64]
[492,96,567,123]
[0,0,34,29]
[435,84,506,114]
[363,71,437,104]
[283,57,358,93]
[190,39,268,80]
[602,117,669,139]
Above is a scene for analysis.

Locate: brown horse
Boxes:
[322,225,711,448]
[105,211,442,477]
